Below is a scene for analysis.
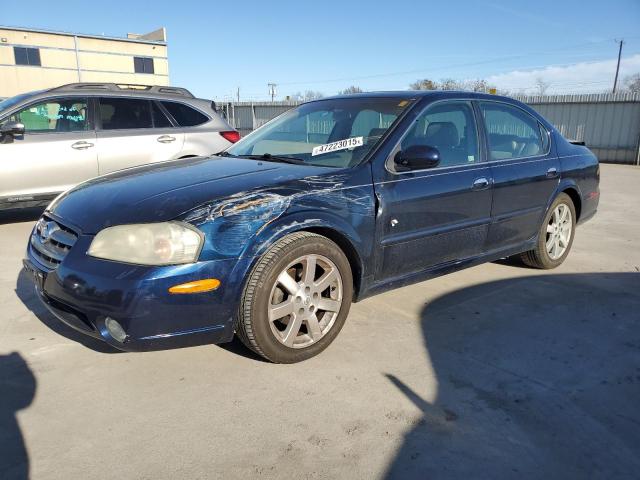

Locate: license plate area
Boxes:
[23,260,47,291]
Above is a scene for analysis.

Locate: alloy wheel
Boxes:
[546,203,573,260]
[268,254,343,348]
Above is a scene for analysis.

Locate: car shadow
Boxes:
[14,269,120,354]
[216,337,269,363]
[0,207,44,225]
[0,352,35,480]
[383,272,640,479]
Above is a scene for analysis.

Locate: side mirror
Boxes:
[394,145,440,170]
[1,121,25,137]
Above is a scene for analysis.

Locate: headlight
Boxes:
[88,222,203,265]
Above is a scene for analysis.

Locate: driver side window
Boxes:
[402,101,479,167]
[10,98,89,133]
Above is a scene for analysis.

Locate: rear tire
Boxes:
[237,232,353,363]
[520,193,576,269]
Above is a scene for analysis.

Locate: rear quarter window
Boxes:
[161,102,209,127]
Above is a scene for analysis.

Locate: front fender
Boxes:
[245,210,370,260]
[220,209,374,311]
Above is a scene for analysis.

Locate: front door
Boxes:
[373,100,493,280]
[96,97,184,175]
[0,96,98,203]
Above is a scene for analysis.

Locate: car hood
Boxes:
[49,156,333,234]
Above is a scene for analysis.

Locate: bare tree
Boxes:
[534,77,550,96]
[467,79,490,93]
[410,79,438,90]
[340,86,363,94]
[624,73,640,94]
[439,78,460,90]
[303,90,324,101]
[410,77,502,94]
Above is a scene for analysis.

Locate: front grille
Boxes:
[30,215,78,269]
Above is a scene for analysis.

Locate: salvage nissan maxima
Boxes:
[23,91,599,363]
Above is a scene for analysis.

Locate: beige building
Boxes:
[0,25,169,98]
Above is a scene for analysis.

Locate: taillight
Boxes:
[220,130,240,143]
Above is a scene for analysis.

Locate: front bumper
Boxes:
[24,232,252,352]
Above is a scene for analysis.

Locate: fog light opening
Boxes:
[105,317,128,343]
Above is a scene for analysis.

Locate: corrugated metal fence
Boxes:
[516,93,640,164]
[220,93,640,165]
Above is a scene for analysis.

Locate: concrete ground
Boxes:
[1,164,639,480]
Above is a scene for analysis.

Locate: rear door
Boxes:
[0,96,98,201]
[478,101,559,250]
[373,100,493,280]
[95,97,184,175]
[159,100,228,156]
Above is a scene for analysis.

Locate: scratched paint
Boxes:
[180,171,375,260]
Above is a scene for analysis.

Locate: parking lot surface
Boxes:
[1,163,639,479]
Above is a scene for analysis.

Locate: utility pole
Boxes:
[268,83,277,102]
[613,39,624,93]
[236,86,240,103]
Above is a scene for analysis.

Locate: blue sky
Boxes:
[3,0,640,99]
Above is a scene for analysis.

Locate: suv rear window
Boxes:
[161,102,208,127]
[99,98,153,130]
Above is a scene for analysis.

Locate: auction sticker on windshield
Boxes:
[311,137,364,156]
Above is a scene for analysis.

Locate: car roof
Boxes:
[316,90,515,103]
[11,83,209,103]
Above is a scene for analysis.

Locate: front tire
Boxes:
[520,193,576,269]
[237,232,353,363]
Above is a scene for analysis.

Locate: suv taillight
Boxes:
[220,131,240,143]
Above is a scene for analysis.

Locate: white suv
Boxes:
[0,83,239,210]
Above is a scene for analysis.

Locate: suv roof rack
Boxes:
[49,83,195,99]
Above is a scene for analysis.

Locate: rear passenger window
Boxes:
[480,102,545,160]
[161,102,208,127]
[99,98,153,130]
[152,102,173,128]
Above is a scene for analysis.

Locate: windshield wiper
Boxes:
[242,153,307,165]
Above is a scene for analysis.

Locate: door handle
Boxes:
[71,141,94,150]
[472,177,491,191]
[546,167,558,178]
[157,135,176,144]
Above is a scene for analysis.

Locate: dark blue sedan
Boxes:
[23,91,600,362]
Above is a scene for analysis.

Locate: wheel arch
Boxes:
[239,212,369,302]
[560,186,582,221]
[546,179,583,222]
[302,226,364,301]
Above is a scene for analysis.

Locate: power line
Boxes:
[276,38,639,87]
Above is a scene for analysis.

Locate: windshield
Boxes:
[226,97,415,168]
[0,91,41,116]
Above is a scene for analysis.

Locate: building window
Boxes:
[14,47,41,66]
[133,56,154,74]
